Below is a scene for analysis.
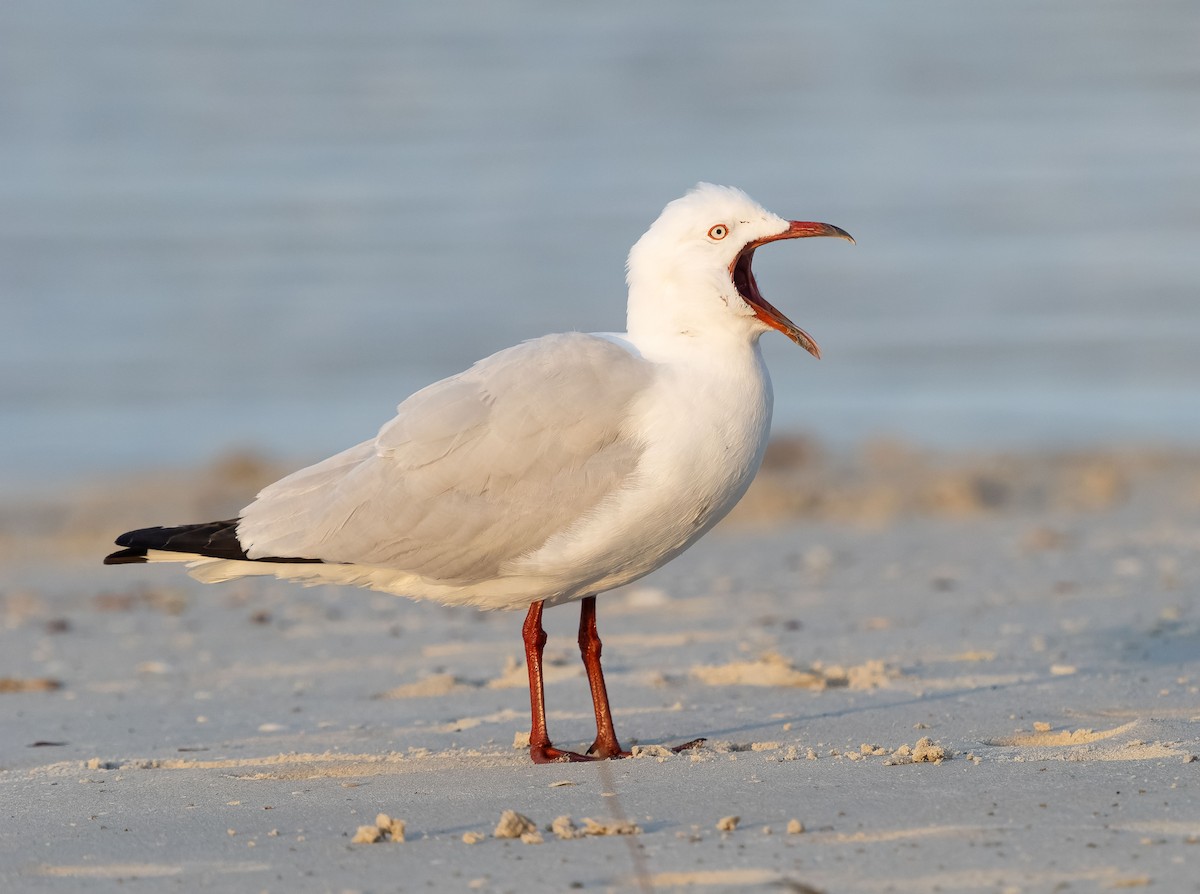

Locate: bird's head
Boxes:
[626,183,853,357]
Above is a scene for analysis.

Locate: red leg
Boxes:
[580,596,705,757]
[578,595,628,758]
[522,600,593,763]
[521,598,703,764]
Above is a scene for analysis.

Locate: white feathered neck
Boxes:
[624,183,792,356]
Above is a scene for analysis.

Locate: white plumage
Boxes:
[110,183,852,761]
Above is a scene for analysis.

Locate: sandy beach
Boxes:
[4,1,1198,890]
[2,440,1197,892]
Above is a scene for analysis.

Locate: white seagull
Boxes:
[105,183,853,763]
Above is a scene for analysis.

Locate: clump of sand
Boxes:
[491,812,640,841]
[493,810,541,843]
[631,744,675,760]
[884,737,948,765]
[352,813,406,844]
[579,817,640,836]
[550,816,579,840]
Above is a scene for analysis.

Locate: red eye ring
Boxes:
[708,224,728,240]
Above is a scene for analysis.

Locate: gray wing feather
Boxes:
[237,333,651,583]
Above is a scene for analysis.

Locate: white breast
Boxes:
[511,338,774,604]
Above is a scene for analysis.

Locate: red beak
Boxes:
[730,221,854,358]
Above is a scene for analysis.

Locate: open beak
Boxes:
[730,221,854,359]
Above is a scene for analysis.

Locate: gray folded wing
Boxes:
[237,333,651,584]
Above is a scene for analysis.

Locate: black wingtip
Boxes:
[103,519,324,567]
[104,548,148,565]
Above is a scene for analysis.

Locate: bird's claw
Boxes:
[530,737,706,763]
[529,743,610,763]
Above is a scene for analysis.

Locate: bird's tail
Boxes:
[103,519,321,566]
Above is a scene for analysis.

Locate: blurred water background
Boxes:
[2,1,1198,494]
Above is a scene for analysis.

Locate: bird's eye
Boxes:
[707,224,728,241]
